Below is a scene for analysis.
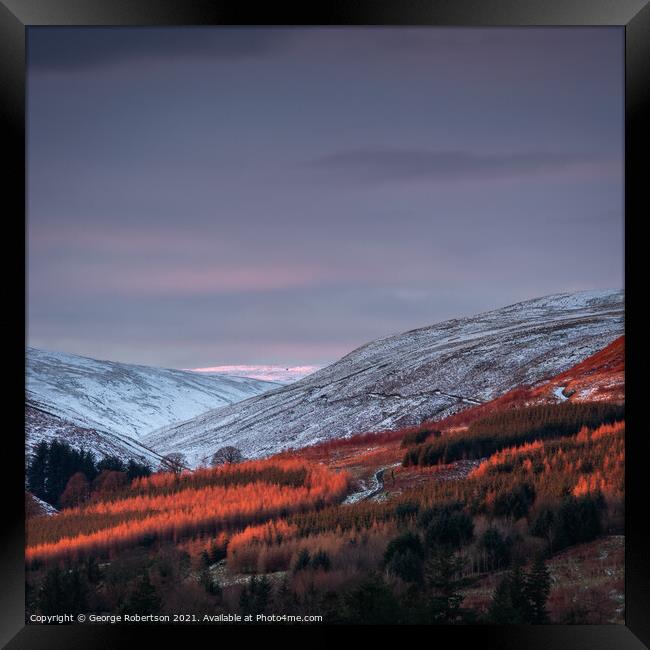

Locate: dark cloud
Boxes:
[311,148,602,183]
[28,27,293,71]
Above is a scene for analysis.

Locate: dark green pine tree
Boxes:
[509,563,533,622]
[301,581,320,615]
[97,455,125,473]
[488,563,531,624]
[396,584,432,624]
[318,591,344,624]
[126,459,152,481]
[29,440,102,506]
[199,566,221,597]
[254,575,272,614]
[424,548,466,623]
[83,556,102,584]
[120,574,162,615]
[343,573,400,624]
[311,550,332,571]
[208,541,225,564]
[293,548,311,573]
[66,569,90,614]
[239,578,254,616]
[488,575,526,624]
[44,440,70,506]
[386,549,424,584]
[525,555,551,623]
[37,567,89,616]
[78,448,98,481]
[276,579,299,615]
[27,441,49,502]
[37,567,66,615]
[239,576,271,616]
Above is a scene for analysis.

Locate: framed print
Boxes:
[1,1,648,647]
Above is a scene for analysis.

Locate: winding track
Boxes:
[364,468,386,500]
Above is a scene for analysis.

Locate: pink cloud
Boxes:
[30,260,335,294]
[119,267,324,293]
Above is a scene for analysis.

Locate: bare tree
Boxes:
[210,446,244,467]
[159,452,187,476]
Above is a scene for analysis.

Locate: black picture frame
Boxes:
[2,1,647,647]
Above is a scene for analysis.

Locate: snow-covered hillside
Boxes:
[144,290,624,466]
[26,402,162,466]
[26,348,280,446]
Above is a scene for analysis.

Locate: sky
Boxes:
[27,27,624,370]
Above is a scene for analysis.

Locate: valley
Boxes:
[26,347,279,464]
[24,290,626,625]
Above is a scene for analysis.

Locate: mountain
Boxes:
[144,290,624,466]
[26,348,280,462]
[397,335,625,435]
[26,401,163,466]
[188,365,322,384]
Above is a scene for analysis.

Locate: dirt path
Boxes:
[343,463,401,504]
[364,468,385,500]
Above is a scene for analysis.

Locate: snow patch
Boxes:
[33,495,58,516]
[552,386,569,402]
[188,365,321,384]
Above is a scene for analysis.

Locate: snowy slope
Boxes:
[26,402,163,466]
[26,348,280,443]
[26,492,59,517]
[144,290,624,466]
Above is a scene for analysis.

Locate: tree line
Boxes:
[27,440,151,508]
[403,401,624,467]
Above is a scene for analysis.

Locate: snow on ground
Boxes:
[32,495,58,516]
[146,290,624,467]
[552,386,569,401]
[343,470,384,504]
[26,403,163,466]
[26,347,281,442]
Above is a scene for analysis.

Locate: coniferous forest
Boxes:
[26,392,625,624]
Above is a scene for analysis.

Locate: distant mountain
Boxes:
[144,290,624,466]
[188,365,322,384]
[26,348,280,463]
